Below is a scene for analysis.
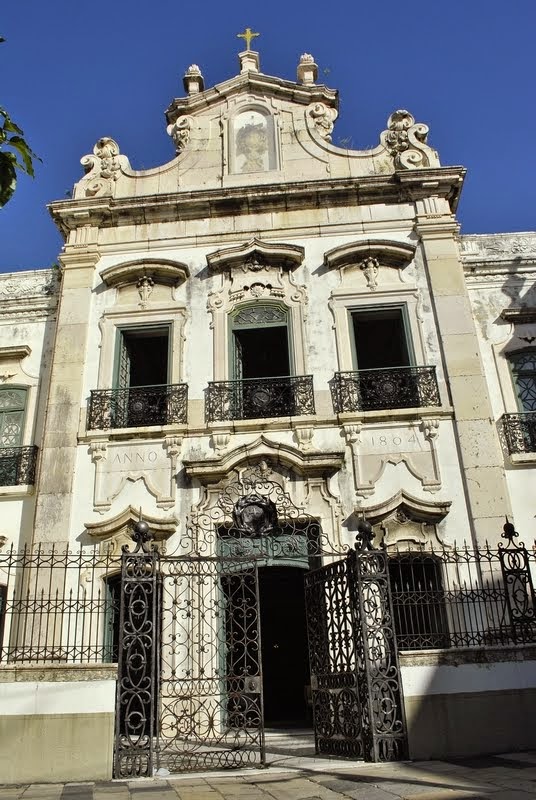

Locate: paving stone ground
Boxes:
[3,753,536,800]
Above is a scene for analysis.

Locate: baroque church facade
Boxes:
[1,46,536,783]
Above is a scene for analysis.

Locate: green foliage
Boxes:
[0,38,40,207]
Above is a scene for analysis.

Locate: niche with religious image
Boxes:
[231,109,277,174]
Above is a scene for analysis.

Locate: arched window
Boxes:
[509,350,536,412]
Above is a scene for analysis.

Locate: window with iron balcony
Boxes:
[205,303,315,422]
[87,325,188,430]
[0,387,38,486]
[502,349,536,455]
[330,306,441,414]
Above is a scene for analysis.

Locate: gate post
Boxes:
[114,520,160,779]
[498,519,536,643]
[348,520,408,762]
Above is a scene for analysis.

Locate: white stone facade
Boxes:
[1,47,536,782]
[0,51,533,554]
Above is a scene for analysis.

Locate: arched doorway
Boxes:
[259,565,309,727]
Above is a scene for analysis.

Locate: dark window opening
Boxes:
[118,328,169,388]
[234,326,290,379]
[389,555,449,649]
[352,308,410,370]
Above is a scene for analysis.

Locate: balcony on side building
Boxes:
[0,445,39,486]
[205,375,315,422]
[330,366,441,413]
[502,412,536,455]
[87,384,188,430]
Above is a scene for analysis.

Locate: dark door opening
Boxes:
[234,326,290,379]
[259,566,310,727]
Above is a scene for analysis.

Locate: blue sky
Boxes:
[1,0,535,272]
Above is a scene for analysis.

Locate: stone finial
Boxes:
[239,50,260,74]
[380,109,440,169]
[183,64,204,95]
[297,53,318,85]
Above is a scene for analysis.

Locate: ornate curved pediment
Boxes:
[358,490,451,525]
[206,238,305,273]
[183,434,344,483]
[85,505,177,555]
[100,259,189,288]
[323,239,416,271]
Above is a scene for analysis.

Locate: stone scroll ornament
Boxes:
[380,110,440,169]
[80,137,130,197]
[307,101,338,141]
[167,115,194,154]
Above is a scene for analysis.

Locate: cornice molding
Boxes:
[49,168,466,236]
[165,72,338,124]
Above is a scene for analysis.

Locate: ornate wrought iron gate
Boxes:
[114,478,407,777]
[305,523,407,762]
[114,522,264,778]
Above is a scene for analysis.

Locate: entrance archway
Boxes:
[259,565,309,727]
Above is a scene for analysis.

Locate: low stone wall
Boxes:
[0,663,117,784]
[400,645,536,759]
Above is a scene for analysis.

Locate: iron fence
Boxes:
[87,384,188,430]
[389,528,536,650]
[205,375,315,422]
[0,528,535,665]
[0,545,120,663]
[0,446,38,486]
[502,412,536,455]
[330,367,441,413]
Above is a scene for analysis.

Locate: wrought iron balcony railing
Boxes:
[330,366,441,413]
[205,375,315,422]
[0,445,38,486]
[502,412,536,454]
[87,384,188,430]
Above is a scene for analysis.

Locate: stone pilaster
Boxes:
[32,247,99,546]
[416,210,511,545]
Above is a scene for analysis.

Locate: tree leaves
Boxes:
[0,38,41,207]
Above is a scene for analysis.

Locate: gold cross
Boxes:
[237,27,260,51]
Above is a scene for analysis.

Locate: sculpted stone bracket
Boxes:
[343,417,442,500]
[89,436,183,514]
[85,504,177,556]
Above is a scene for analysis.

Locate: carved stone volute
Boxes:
[79,137,130,198]
[380,110,440,169]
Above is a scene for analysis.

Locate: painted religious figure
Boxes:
[232,110,276,173]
